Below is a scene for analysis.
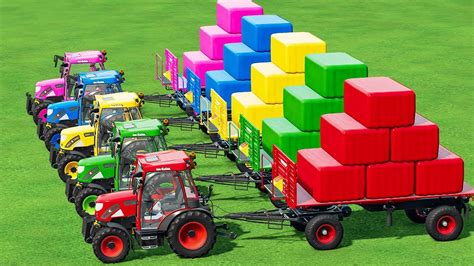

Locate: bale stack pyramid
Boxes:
[262,52,368,161]
[183,1,263,87]
[206,15,293,109]
[297,77,464,203]
[231,32,326,131]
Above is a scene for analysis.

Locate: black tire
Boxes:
[43,126,64,151]
[57,154,84,183]
[291,220,307,232]
[36,120,45,140]
[92,227,130,263]
[167,211,216,258]
[225,152,236,162]
[405,208,431,224]
[75,187,106,217]
[425,205,463,241]
[199,124,209,135]
[305,215,344,250]
[32,102,50,124]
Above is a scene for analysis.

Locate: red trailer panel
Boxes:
[344,77,415,128]
[416,146,464,196]
[297,148,365,203]
[321,113,390,165]
[366,162,415,198]
[391,114,439,162]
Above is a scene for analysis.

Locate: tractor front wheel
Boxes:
[92,227,130,264]
[305,215,343,250]
[57,154,84,183]
[75,187,105,217]
[32,102,50,124]
[167,211,216,258]
[43,126,63,151]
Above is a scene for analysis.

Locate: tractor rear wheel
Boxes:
[75,187,105,217]
[32,102,50,124]
[43,126,64,151]
[57,154,84,183]
[425,205,463,241]
[167,211,216,258]
[93,227,130,263]
[305,215,343,250]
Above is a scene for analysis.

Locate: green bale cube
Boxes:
[283,86,344,131]
[262,117,320,162]
[305,52,368,98]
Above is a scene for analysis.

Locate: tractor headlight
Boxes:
[47,109,53,116]
[77,166,84,174]
[95,203,103,211]
[35,86,41,92]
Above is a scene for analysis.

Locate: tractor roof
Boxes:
[137,150,190,172]
[78,70,124,85]
[64,50,106,64]
[114,119,164,138]
[95,92,141,108]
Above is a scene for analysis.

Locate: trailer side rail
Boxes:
[272,145,297,208]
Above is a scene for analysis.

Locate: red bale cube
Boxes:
[416,146,464,196]
[366,162,415,198]
[391,114,439,162]
[320,113,390,165]
[344,77,416,128]
[297,148,365,203]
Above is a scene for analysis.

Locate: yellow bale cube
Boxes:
[231,92,283,131]
[271,32,326,73]
[251,62,305,104]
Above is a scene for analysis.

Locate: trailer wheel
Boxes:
[305,215,343,250]
[92,227,130,263]
[405,208,430,224]
[167,211,216,258]
[291,221,307,232]
[57,154,84,183]
[75,187,105,217]
[426,205,463,241]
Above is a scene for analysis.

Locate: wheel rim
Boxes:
[82,195,98,215]
[100,235,124,258]
[178,221,208,250]
[38,108,48,123]
[64,161,79,179]
[437,215,456,235]
[50,133,61,150]
[316,224,336,244]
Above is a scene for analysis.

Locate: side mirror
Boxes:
[89,108,99,125]
[131,173,143,195]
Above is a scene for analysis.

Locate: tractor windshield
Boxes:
[140,170,197,230]
[81,84,121,123]
[97,107,142,154]
[117,136,167,190]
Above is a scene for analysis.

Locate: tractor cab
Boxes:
[27,50,107,123]
[83,150,218,263]
[52,92,142,182]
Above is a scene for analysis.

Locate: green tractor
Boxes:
[66,118,169,217]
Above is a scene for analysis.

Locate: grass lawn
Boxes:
[1,0,473,264]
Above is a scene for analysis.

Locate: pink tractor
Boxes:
[26,50,108,124]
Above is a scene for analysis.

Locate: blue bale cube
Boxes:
[205,70,251,109]
[242,15,293,52]
[224,43,270,80]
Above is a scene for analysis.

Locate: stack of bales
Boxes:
[297,77,464,203]
[206,15,293,110]
[183,1,263,87]
[262,53,368,161]
[231,32,326,131]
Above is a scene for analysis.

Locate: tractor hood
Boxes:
[65,50,106,64]
[78,70,124,86]
[77,155,115,183]
[47,101,80,124]
[95,190,136,223]
[60,125,94,151]
[34,78,65,99]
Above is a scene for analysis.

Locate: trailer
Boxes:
[222,146,474,250]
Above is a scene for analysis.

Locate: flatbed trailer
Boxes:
[222,146,474,250]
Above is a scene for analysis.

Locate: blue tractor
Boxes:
[40,70,125,150]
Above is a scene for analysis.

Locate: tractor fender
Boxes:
[157,208,213,232]
[65,150,89,159]
[106,222,133,247]
[82,183,108,193]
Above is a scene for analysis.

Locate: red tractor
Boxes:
[82,150,230,263]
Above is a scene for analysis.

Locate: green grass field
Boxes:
[1,0,473,264]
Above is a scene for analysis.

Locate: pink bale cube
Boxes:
[216,1,264,34]
[200,25,242,60]
[183,51,223,87]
